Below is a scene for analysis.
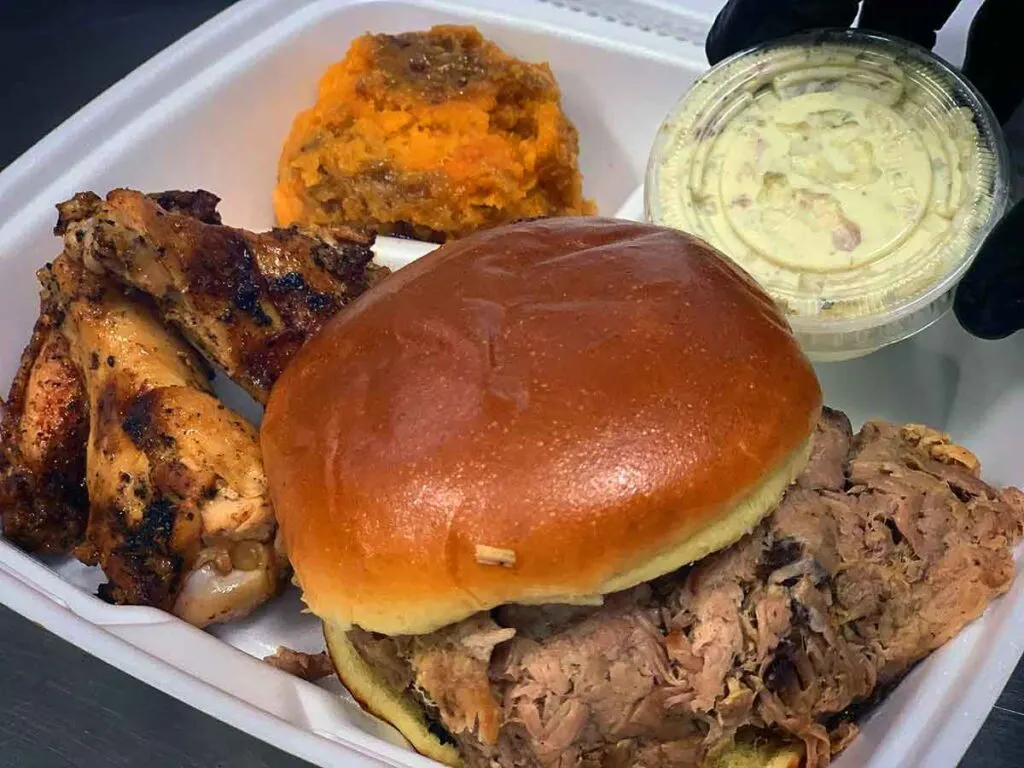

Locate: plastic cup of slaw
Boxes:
[645,29,1010,361]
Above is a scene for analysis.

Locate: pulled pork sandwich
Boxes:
[260,218,1024,767]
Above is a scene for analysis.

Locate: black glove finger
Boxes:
[705,0,859,65]
[963,0,1024,125]
[859,0,961,52]
[954,198,1024,340]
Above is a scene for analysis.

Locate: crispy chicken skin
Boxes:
[0,306,89,553]
[43,252,285,626]
[57,188,387,403]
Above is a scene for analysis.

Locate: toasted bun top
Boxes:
[262,218,822,635]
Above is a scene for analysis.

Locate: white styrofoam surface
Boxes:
[1,1,1022,767]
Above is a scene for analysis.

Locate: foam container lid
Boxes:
[0,2,1021,767]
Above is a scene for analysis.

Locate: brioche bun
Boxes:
[262,217,822,636]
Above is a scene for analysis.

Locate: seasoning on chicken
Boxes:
[57,188,386,404]
[42,251,285,627]
[0,305,89,554]
[346,409,1024,767]
[273,25,596,243]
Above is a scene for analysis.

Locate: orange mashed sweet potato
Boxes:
[273,25,596,242]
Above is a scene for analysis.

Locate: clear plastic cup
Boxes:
[645,29,1010,361]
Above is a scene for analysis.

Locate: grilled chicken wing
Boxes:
[0,306,89,553]
[58,188,386,403]
[43,252,285,626]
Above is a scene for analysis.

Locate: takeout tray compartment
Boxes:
[1,1,1023,767]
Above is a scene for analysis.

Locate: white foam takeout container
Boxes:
[0,1,1020,766]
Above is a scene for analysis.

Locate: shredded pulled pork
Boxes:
[410,615,517,743]
[263,647,335,681]
[347,409,1024,767]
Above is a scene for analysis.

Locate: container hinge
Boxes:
[536,0,714,47]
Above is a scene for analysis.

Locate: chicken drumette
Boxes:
[41,251,286,626]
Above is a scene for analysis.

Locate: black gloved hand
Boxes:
[705,0,1024,340]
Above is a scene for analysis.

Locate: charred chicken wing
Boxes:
[58,188,386,403]
[0,305,89,554]
[43,251,285,626]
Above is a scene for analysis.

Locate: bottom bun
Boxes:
[324,620,462,766]
[325,619,805,768]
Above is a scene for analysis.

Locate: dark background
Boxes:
[0,1,1022,766]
